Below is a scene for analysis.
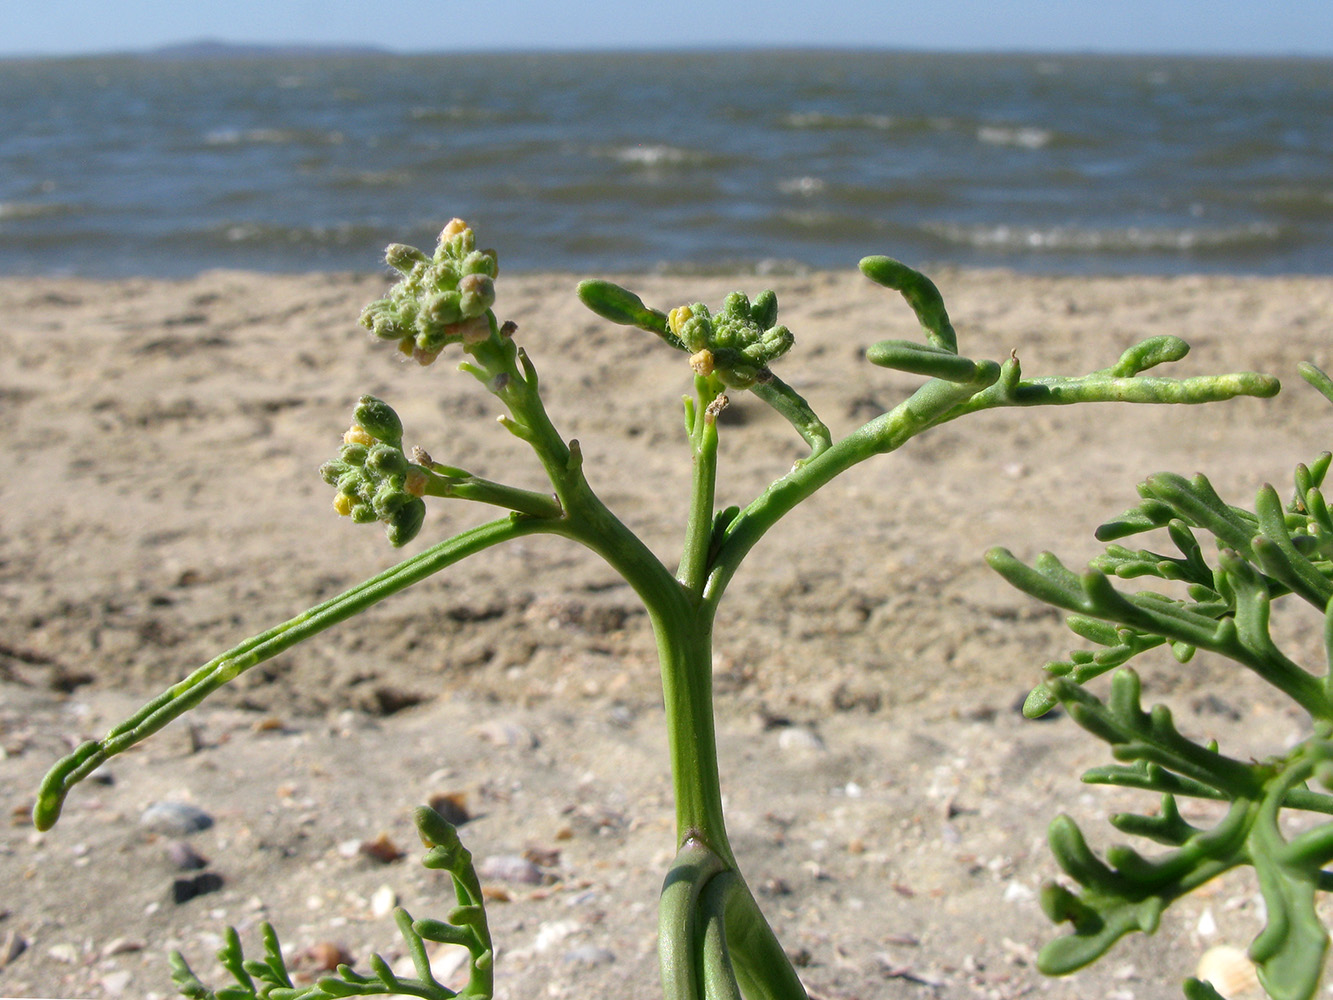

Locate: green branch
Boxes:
[34,514,557,830]
[990,367,1333,1000]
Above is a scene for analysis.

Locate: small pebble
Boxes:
[302,940,353,971]
[1002,881,1034,902]
[563,945,615,967]
[427,791,471,826]
[140,801,213,836]
[0,929,28,968]
[359,832,404,864]
[523,845,561,868]
[333,709,378,736]
[1197,907,1217,937]
[101,937,145,958]
[607,704,636,728]
[370,884,398,919]
[533,919,580,952]
[47,942,80,964]
[777,727,825,753]
[477,854,545,885]
[99,969,132,995]
[164,839,208,871]
[429,943,471,985]
[337,838,362,859]
[471,720,539,749]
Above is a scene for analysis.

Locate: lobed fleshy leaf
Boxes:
[994,369,1333,999]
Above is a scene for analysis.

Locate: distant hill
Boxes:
[141,39,389,60]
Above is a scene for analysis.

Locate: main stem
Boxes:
[662,377,732,861]
[470,332,803,997]
[652,597,734,864]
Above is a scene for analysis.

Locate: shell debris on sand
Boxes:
[1195,945,1261,999]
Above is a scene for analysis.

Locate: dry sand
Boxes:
[2,266,1332,999]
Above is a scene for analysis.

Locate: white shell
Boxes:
[1196,945,1261,998]
[370,883,398,919]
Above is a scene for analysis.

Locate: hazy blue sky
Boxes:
[5,1,1333,57]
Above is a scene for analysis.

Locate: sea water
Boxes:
[1,49,1329,277]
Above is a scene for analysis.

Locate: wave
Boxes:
[0,200,77,221]
[596,144,718,168]
[1255,186,1333,221]
[407,105,531,125]
[922,220,1288,255]
[976,125,1053,149]
[201,219,384,250]
[324,169,414,190]
[780,111,898,131]
[203,127,346,147]
[652,256,815,277]
[777,176,826,196]
[783,111,1066,151]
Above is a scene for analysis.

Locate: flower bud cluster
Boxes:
[319,395,428,546]
[667,290,794,389]
[360,219,499,365]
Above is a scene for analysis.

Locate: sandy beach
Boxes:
[3,266,1332,999]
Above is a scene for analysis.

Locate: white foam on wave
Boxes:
[976,125,1052,149]
[204,127,346,146]
[925,221,1282,253]
[782,111,896,130]
[607,144,699,167]
[0,200,73,221]
[777,176,826,196]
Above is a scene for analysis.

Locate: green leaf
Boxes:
[1108,335,1190,377]
[863,339,994,382]
[1183,978,1228,1000]
[576,279,676,343]
[1298,362,1333,406]
[858,255,957,353]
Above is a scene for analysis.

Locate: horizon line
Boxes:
[2,37,1332,62]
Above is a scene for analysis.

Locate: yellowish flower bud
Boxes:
[343,425,375,447]
[333,493,354,516]
[668,306,693,338]
[440,218,469,240]
[689,349,715,376]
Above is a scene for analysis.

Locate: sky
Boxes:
[4,0,1332,58]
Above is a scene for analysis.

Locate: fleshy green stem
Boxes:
[679,376,725,596]
[650,601,731,860]
[34,514,556,830]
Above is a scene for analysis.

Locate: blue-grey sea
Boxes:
[2,49,1330,277]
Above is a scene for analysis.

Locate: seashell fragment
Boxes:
[1196,945,1260,999]
[477,854,545,884]
[140,801,214,836]
[370,884,398,919]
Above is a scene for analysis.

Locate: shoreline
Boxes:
[7,260,1333,279]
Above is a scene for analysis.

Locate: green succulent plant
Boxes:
[34,222,1280,1000]
[989,362,1333,1000]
